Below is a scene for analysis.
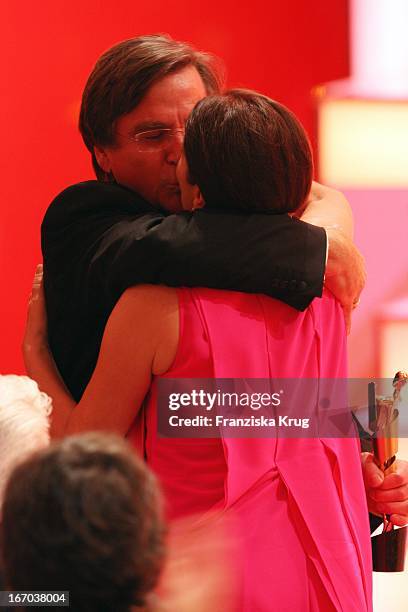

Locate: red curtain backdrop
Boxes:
[0,0,349,373]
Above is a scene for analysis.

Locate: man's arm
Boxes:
[42,180,326,312]
[300,182,366,332]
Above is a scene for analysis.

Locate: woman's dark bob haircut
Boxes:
[184,88,313,213]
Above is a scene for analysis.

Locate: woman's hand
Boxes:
[362,452,408,527]
[23,264,49,371]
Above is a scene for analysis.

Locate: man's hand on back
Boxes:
[325,227,366,334]
[299,182,366,332]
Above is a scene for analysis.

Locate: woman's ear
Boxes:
[192,187,205,211]
[94,146,112,174]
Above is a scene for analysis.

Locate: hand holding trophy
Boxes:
[369,371,408,572]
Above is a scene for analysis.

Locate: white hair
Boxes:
[0,375,52,508]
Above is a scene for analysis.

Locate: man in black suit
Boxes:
[42,34,363,402]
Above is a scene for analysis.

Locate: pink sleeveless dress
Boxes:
[127,287,372,612]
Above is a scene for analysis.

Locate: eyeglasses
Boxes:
[127,128,185,152]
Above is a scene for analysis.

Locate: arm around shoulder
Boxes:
[42,180,328,312]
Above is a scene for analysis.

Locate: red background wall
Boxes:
[0,0,349,373]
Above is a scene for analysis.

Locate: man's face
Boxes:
[95,66,207,213]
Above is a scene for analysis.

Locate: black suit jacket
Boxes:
[42,181,326,400]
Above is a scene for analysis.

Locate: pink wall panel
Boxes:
[0,0,349,373]
[346,189,408,377]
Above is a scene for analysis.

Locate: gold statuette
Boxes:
[370,371,408,572]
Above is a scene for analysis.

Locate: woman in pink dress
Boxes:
[25,90,372,610]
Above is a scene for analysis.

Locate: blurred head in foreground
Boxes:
[0,374,52,512]
[1,432,165,612]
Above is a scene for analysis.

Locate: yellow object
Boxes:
[318,99,408,187]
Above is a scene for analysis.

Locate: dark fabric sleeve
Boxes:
[42,181,326,312]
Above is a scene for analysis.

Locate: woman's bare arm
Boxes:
[301,181,354,238]
[68,284,178,436]
[23,269,178,438]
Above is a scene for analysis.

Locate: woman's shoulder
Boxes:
[106,285,179,352]
[121,284,178,313]
[117,286,179,376]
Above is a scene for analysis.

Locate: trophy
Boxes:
[369,371,408,572]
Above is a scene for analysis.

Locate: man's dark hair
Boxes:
[79,34,224,181]
[184,88,313,213]
[1,432,165,612]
